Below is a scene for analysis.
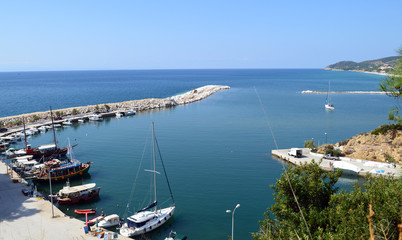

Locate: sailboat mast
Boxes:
[22,117,27,150]
[152,122,157,212]
[49,106,58,149]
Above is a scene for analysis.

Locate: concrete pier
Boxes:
[272,148,401,178]
[0,160,131,240]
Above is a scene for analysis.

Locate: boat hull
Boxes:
[32,163,91,184]
[56,187,100,205]
[120,206,175,237]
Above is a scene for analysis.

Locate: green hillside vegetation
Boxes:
[252,162,402,240]
[325,56,399,73]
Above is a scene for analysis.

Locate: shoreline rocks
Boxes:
[0,85,230,128]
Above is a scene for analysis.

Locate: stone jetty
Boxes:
[0,85,230,129]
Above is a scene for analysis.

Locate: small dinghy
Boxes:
[75,209,96,215]
[87,214,105,225]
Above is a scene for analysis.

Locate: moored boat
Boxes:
[53,181,101,205]
[120,123,175,237]
[97,214,121,228]
[75,209,96,214]
[31,159,91,184]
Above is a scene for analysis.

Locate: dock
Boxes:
[0,160,132,240]
[272,148,401,178]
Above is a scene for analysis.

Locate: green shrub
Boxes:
[371,124,402,135]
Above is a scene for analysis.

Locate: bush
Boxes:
[304,140,315,149]
[371,124,402,135]
[71,109,79,115]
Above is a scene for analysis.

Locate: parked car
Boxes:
[0,128,7,133]
[323,154,340,160]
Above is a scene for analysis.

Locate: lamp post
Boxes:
[226,204,240,240]
[325,132,327,144]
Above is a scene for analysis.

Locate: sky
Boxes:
[1,0,401,71]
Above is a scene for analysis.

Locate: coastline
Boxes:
[0,85,230,129]
[301,90,386,94]
[323,68,391,76]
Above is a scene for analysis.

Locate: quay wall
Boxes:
[0,85,230,128]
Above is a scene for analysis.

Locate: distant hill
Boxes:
[324,56,399,73]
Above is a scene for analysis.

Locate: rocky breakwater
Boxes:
[0,85,230,128]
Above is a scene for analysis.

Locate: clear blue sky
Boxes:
[1,0,401,71]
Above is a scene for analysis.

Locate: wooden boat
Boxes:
[120,123,175,237]
[53,181,100,205]
[31,159,91,184]
[75,209,96,214]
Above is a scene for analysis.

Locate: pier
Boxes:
[0,160,132,240]
[272,148,400,178]
[0,85,230,138]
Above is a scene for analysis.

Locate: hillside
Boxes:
[324,56,399,73]
[317,125,402,164]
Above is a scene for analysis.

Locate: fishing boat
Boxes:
[325,81,335,110]
[31,159,91,184]
[52,180,100,205]
[97,214,121,228]
[75,209,96,214]
[120,122,176,237]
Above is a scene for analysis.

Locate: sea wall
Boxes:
[0,85,230,128]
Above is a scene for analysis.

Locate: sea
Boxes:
[0,69,392,239]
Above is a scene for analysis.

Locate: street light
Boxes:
[325,132,327,144]
[226,204,240,240]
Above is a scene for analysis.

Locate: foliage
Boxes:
[371,123,402,135]
[379,48,402,123]
[326,56,399,72]
[31,114,40,122]
[304,140,315,150]
[95,105,100,111]
[55,111,64,117]
[0,121,4,127]
[71,109,79,115]
[252,161,342,239]
[104,104,110,111]
[325,148,344,157]
[253,162,402,240]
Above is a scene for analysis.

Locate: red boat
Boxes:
[75,209,96,215]
[87,214,106,225]
[54,181,100,205]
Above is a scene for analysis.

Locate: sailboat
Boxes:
[120,122,175,237]
[325,81,335,110]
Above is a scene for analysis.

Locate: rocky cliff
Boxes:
[318,126,402,164]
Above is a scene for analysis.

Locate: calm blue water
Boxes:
[2,69,391,239]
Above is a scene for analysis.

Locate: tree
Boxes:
[253,162,402,240]
[104,104,110,111]
[253,161,342,239]
[304,140,315,150]
[71,108,79,115]
[379,47,402,123]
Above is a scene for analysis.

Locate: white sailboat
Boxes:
[120,122,175,237]
[325,81,335,110]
